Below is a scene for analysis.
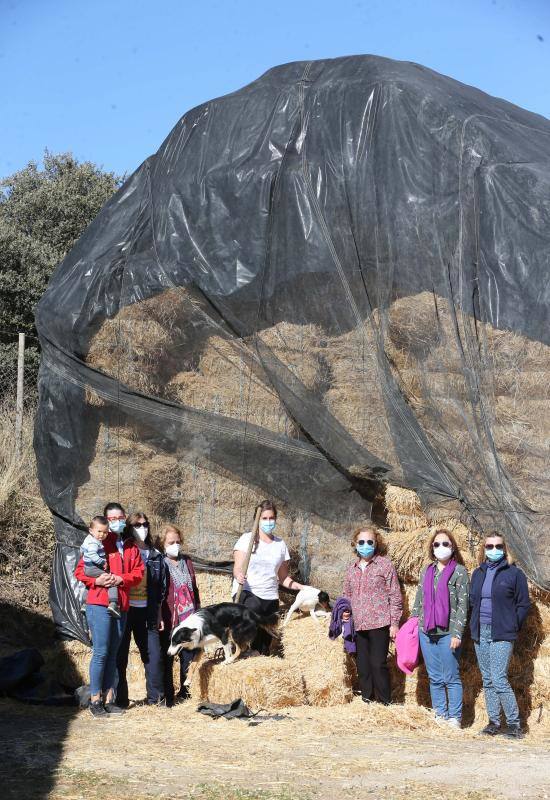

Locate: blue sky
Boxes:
[2,0,549,179]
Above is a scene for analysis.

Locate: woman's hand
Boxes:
[95,573,122,587]
[390,625,399,641]
[450,636,461,650]
[95,572,115,587]
[234,571,246,585]
[158,619,165,632]
[342,611,351,622]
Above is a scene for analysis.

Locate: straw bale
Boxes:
[322,325,399,469]
[195,571,233,606]
[87,313,174,398]
[385,522,481,584]
[75,423,153,521]
[167,339,290,437]
[386,511,429,532]
[282,615,356,706]
[385,485,423,516]
[188,653,304,709]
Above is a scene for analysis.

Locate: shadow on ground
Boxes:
[0,601,79,800]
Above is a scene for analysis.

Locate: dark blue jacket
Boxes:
[469,560,530,642]
[145,548,169,629]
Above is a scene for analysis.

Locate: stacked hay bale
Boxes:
[187,614,356,709]
[188,654,304,709]
[280,615,356,706]
[322,320,400,472]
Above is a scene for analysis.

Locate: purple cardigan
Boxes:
[329,596,356,654]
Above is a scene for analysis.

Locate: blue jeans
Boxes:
[87,603,127,697]
[419,630,463,720]
[474,624,520,727]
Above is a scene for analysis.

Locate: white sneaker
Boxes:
[447,717,461,730]
[434,715,447,726]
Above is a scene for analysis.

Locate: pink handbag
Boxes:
[395,616,420,674]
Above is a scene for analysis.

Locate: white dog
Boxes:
[282,586,331,627]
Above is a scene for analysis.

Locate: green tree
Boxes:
[0,151,122,394]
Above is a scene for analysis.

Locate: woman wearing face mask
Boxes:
[74,502,144,717]
[104,502,128,540]
[470,532,530,739]
[342,524,402,705]
[157,524,201,705]
[411,529,469,728]
[233,499,304,655]
[115,512,168,708]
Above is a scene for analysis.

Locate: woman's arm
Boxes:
[514,569,531,630]
[278,560,304,592]
[118,546,145,588]
[186,558,201,608]
[410,578,423,618]
[449,567,469,647]
[233,549,247,585]
[387,564,403,637]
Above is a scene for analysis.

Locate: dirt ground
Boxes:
[1,698,549,800]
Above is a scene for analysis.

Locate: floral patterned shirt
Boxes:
[342,555,403,631]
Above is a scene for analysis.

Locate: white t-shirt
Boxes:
[232,532,290,600]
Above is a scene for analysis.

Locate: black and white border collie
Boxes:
[167,602,280,665]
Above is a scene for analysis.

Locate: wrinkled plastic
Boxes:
[35,56,550,640]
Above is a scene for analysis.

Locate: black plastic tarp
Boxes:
[35,56,550,640]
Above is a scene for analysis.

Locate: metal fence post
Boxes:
[15,332,25,458]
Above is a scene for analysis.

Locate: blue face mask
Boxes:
[485,547,504,562]
[356,543,375,559]
[108,519,125,534]
[260,520,276,535]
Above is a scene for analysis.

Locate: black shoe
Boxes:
[107,603,121,619]
[147,698,167,707]
[503,725,524,739]
[89,700,107,718]
[361,697,372,704]
[480,722,502,736]
[104,702,125,715]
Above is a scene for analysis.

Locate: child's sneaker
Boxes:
[107,602,121,619]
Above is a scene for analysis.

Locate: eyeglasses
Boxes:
[485,544,504,550]
[107,515,125,521]
[357,539,375,546]
[433,541,451,548]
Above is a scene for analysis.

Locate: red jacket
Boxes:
[75,532,144,611]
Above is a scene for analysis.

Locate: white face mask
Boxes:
[434,545,453,561]
[133,525,148,542]
[165,542,180,558]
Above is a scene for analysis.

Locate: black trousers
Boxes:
[239,590,279,655]
[159,628,198,706]
[116,606,164,706]
[355,626,391,704]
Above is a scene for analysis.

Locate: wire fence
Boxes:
[0,330,39,454]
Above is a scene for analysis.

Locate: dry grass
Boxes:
[195,571,233,606]
[0,400,54,608]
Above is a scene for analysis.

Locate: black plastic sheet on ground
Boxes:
[35,55,550,639]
